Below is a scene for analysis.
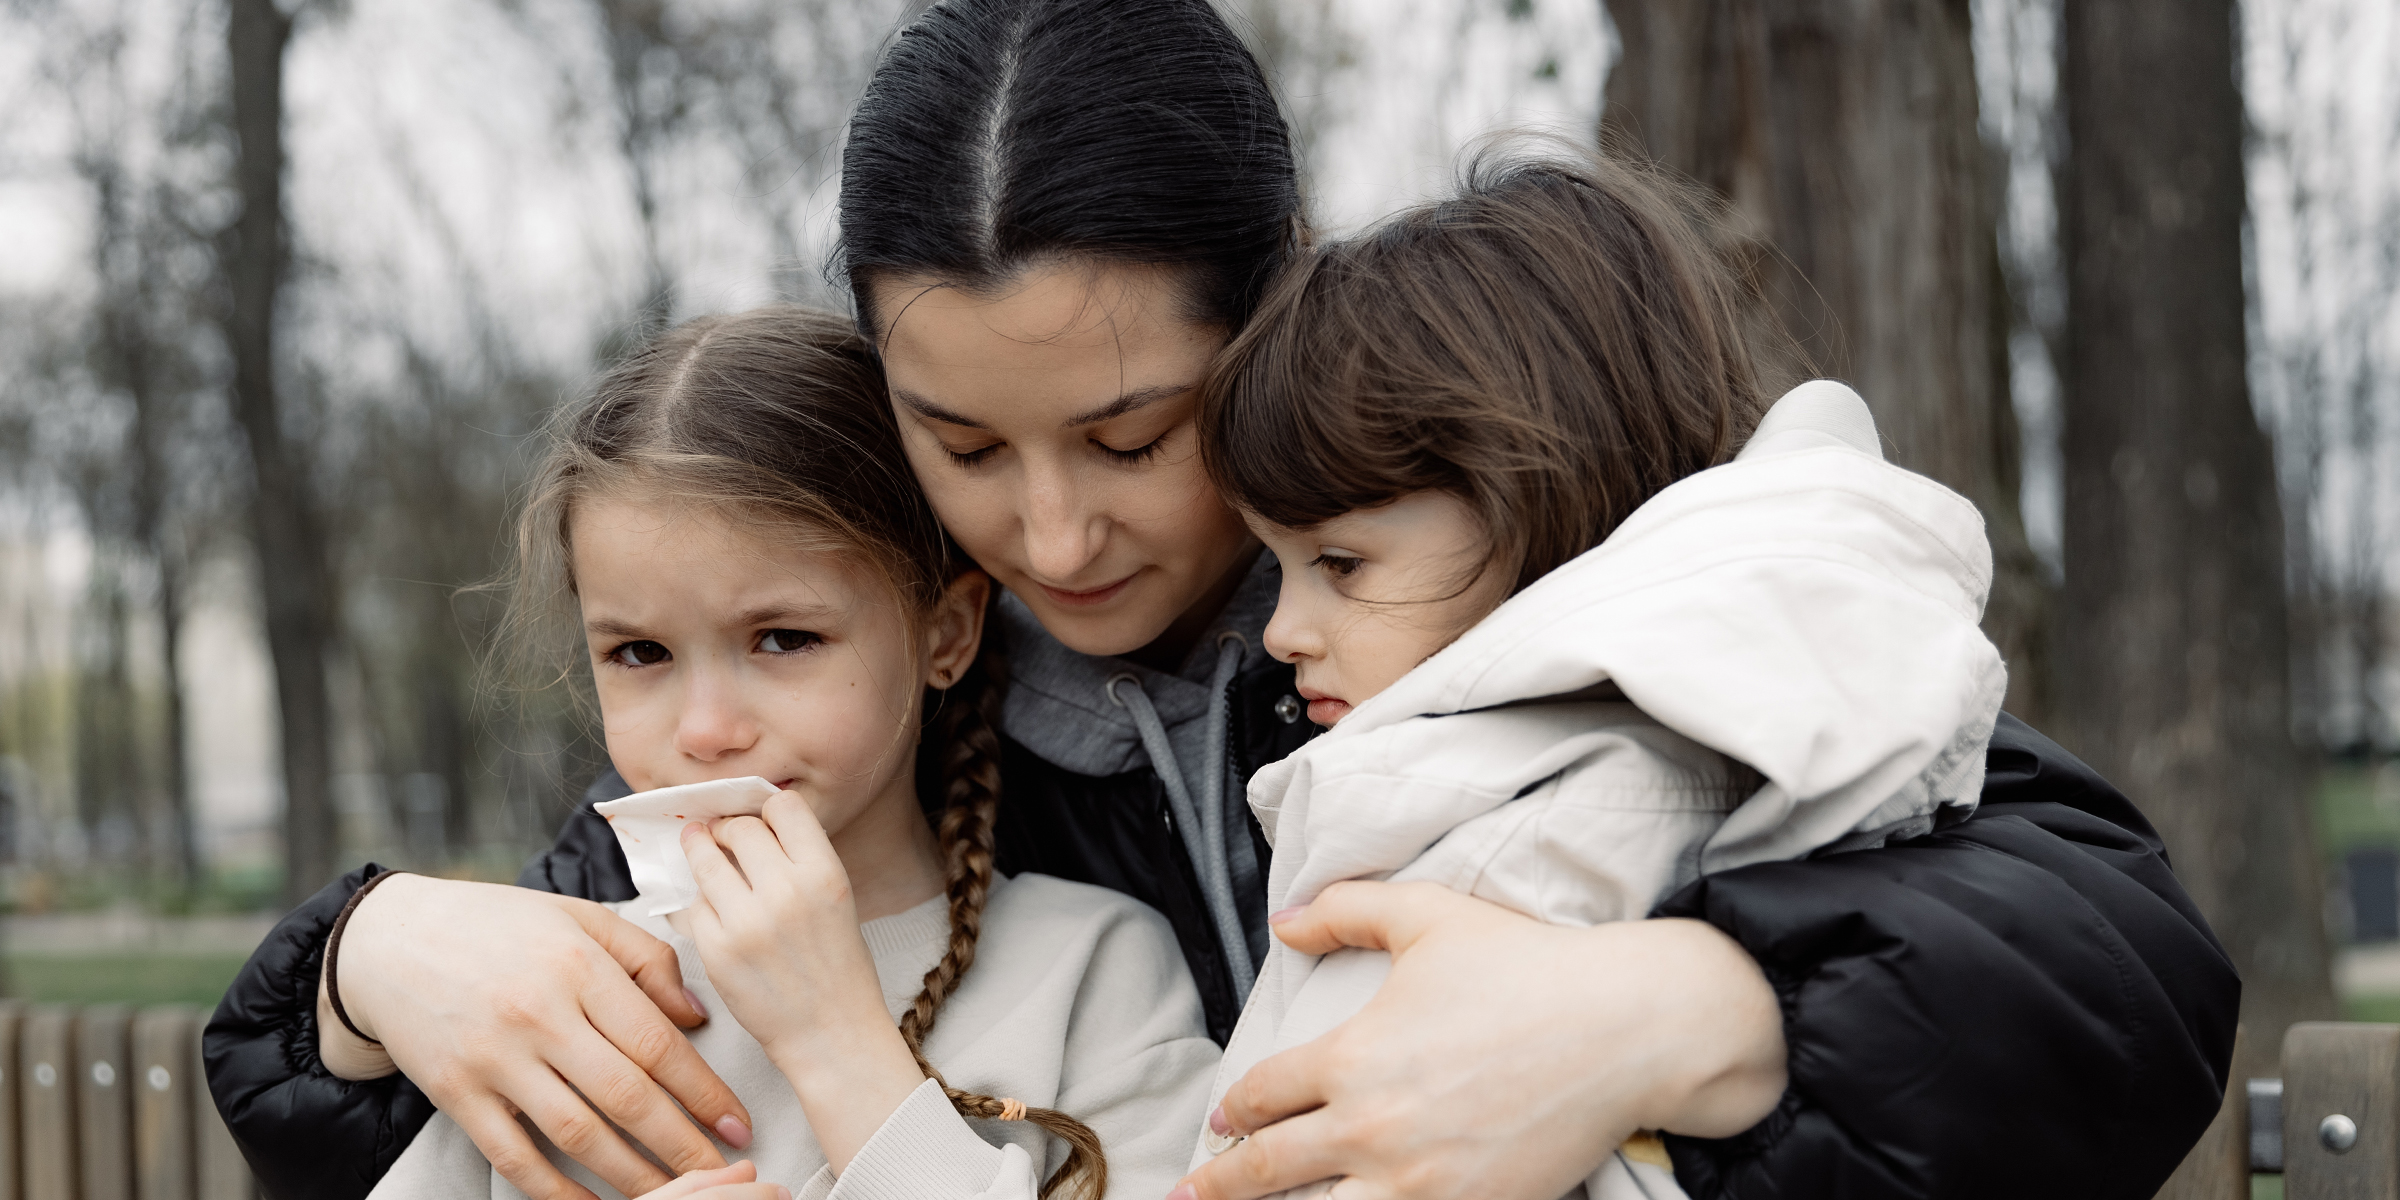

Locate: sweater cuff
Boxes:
[827,1078,1032,1200]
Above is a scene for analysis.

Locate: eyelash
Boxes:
[1098,436,1164,465]
[605,640,670,669]
[600,629,822,669]
[1309,553,1363,578]
[757,629,823,655]
[940,435,1165,469]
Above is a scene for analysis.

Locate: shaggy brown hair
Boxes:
[501,305,1105,1200]
[1202,147,1771,595]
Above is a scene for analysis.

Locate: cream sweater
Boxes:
[1194,382,2009,1200]
[372,873,1220,1200]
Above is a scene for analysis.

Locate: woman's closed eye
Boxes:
[943,441,1002,468]
[757,628,824,655]
[1094,433,1166,465]
[606,639,671,668]
[1309,551,1364,578]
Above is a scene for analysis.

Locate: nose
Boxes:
[1019,460,1108,584]
[1261,576,1318,664]
[672,665,759,763]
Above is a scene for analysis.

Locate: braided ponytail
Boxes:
[900,649,1108,1200]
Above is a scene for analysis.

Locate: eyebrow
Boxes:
[892,382,1193,432]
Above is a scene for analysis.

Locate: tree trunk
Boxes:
[1600,0,2048,725]
[224,0,340,906]
[2058,0,2333,1112]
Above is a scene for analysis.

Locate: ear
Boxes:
[923,570,992,690]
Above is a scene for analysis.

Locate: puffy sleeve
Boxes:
[1653,714,2239,1199]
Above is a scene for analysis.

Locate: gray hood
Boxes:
[994,550,1281,776]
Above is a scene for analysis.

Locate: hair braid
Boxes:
[901,648,1108,1200]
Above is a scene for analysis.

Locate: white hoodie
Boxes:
[1191,381,2009,1200]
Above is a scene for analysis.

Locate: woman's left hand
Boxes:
[1170,881,1788,1200]
[680,792,928,1172]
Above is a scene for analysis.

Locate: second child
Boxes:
[1185,153,2009,1199]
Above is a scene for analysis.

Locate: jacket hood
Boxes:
[1261,380,2008,873]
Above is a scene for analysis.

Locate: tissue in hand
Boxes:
[593,776,781,917]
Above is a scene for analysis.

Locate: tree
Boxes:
[223,0,342,905]
[1599,0,2048,722]
[2058,0,2334,1100]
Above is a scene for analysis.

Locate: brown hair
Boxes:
[1202,146,1770,595]
[503,305,1104,1200]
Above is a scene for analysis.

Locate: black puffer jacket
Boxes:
[204,694,2235,1200]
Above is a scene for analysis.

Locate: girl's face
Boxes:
[1248,491,1510,727]
[571,496,987,851]
[871,262,1258,659]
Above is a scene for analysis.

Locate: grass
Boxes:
[0,954,250,1007]
[2317,763,2400,857]
[2255,1174,2285,1200]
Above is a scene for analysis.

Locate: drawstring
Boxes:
[1107,632,1257,998]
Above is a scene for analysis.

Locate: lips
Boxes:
[1298,685,1351,727]
[1036,572,1138,609]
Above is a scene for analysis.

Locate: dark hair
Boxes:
[1202,147,1770,596]
[838,0,1300,338]
[502,306,1105,1200]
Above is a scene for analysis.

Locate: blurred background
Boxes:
[0,0,2390,1157]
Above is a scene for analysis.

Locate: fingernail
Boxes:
[1269,906,1305,924]
[1165,1186,1198,1200]
[684,988,709,1021]
[1208,1105,1232,1136]
[716,1115,752,1149]
[775,1189,792,1200]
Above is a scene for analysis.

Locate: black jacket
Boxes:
[205,690,2236,1200]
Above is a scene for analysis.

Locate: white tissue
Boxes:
[593,776,781,917]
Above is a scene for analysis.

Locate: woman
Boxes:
[206,2,2237,1198]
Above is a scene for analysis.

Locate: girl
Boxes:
[209,2,2235,1197]
[363,306,1220,1199]
[1190,152,2007,1198]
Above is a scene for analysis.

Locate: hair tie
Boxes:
[998,1097,1027,1122]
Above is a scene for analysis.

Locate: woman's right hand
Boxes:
[319,874,755,1200]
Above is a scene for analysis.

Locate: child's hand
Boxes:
[679,790,881,1056]
[635,1160,790,1200]
[679,790,927,1172]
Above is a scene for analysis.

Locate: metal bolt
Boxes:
[1274,694,1302,724]
[2322,1113,2360,1153]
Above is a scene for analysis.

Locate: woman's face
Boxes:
[870,262,1258,659]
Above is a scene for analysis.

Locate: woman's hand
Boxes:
[321,874,754,1200]
[635,1161,791,1200]
[681,791,929,1173]
[1171,882,1787,1200]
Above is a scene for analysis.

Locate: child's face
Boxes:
[1249,491,1510,727]
[571,496,986,845]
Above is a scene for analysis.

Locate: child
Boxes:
[367,307,1220,1200]
[1189,153,2008,1199]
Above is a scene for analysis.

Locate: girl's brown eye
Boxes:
[1310,553,1363,578]
[612,640,670,667]
[759,629,823,654]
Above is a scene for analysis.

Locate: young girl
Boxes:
[1187,152,2009,1199]
[363,306,1220,1199]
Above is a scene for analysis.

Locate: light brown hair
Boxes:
[1202,146,1770,595]
[502,305,1104,1199]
